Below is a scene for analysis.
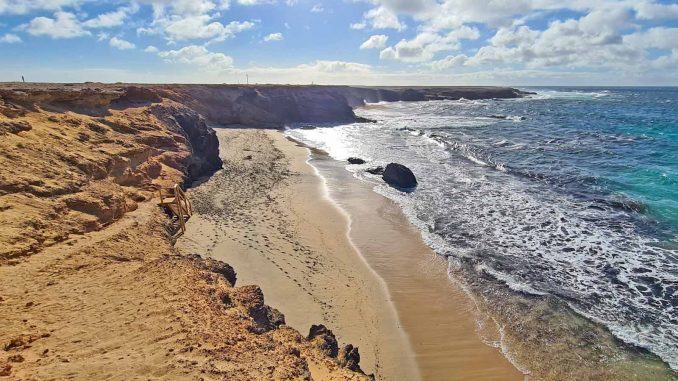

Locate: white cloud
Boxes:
[0,0,84,15]
[21,11,90,39]
[144,45,159,53]
[633,2,678,20]
[428,54,468,70]
[158,45,234,70]
[263,32,283,42]
[465,10,641,69]
[297,60,373,73]
[364,6,405,30]
[137,0,220,16]
[350,22,366,30]
[0,33,22,43]
[379,26,479,62]
[109,36,135,50]
[151,14,255,42]
[83,5,138,28]
[360,34,388,49]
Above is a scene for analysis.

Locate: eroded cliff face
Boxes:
[0,85,221,263]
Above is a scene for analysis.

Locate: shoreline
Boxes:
[304,144,526,380]
[177,128,421,380]
[178,127,526,380]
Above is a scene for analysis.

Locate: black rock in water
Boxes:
[382,163,417,189]
[366,166,384,175]
[348,157,366,164]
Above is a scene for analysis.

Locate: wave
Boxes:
[520,88,616,101]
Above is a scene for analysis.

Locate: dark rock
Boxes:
[186,254,237,286]
[0,120,31,134]
[366,166,384,175]
[230,285,285,334]
[354,116,377,123]
[203,257,237,286]
[348,157,366,165]
[338,344,362,372]
[117,86,162,104]
[150,105,222,182]
[307,324,339,358]
[382,163,417,189]
[249,304,285,334]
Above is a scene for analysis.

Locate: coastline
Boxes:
[178,127,527,380]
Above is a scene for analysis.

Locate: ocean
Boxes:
[285,87,678,371]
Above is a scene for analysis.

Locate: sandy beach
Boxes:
[178,127,525,380]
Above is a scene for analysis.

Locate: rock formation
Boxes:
[366,166,384,175]
[382,163,418,189]
[307,324,339,358]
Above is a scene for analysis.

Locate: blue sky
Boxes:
[0,0,677,85]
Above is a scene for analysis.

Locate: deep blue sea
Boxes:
[286,87,678,370]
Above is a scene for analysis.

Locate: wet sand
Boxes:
[178,128,524,380]
[309,151,525,381]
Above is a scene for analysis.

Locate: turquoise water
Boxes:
[287,87,678,369]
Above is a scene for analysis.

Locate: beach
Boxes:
[177,127,525,380]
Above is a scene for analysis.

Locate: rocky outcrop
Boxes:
[338,344,362,372]
[150,104,222,182]
[348,157,366,164]
[366,166,384,175]
[308,324,339,357]
[229,285,286,334]
[114,86,162,105]
[382,163,418,189]
[187,254,237,286]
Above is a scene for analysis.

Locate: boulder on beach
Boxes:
[382,163,417,189]
[348,157,366,165]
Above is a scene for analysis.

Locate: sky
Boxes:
[0,0,677,86]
